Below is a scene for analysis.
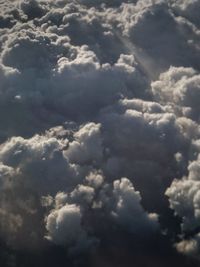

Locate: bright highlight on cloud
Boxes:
[1,0,200,266]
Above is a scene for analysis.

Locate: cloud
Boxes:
[0,0,200,266]
[45,203,94,254]
[65,123,103,165]
[170,0,200,27]
[45,175,158,254]
[152,66,200,121]
[166,150,200,258]
[110,177,158,233]
[109,0,200,76]
[0,131,83,248]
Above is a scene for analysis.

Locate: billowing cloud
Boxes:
[166,152,200,258]
[152,67,200,121]
[0,0,200,266]
[45,176,158,255]
[45,203,94,254]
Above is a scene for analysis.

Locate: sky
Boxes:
[1,0,200,266]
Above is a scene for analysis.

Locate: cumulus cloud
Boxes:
[0,0,200,266]
[111,177,158,232]
[152,66,200,121]
[166,149,200,258]
[65,122,103,165]
[170,0,200,27]
[45,175,158,255]
[45,203,93,254]
[0,131,83,248]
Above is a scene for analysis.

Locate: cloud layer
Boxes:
[1,0,200,266]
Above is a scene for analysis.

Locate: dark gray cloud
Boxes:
[0,0,200,266]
